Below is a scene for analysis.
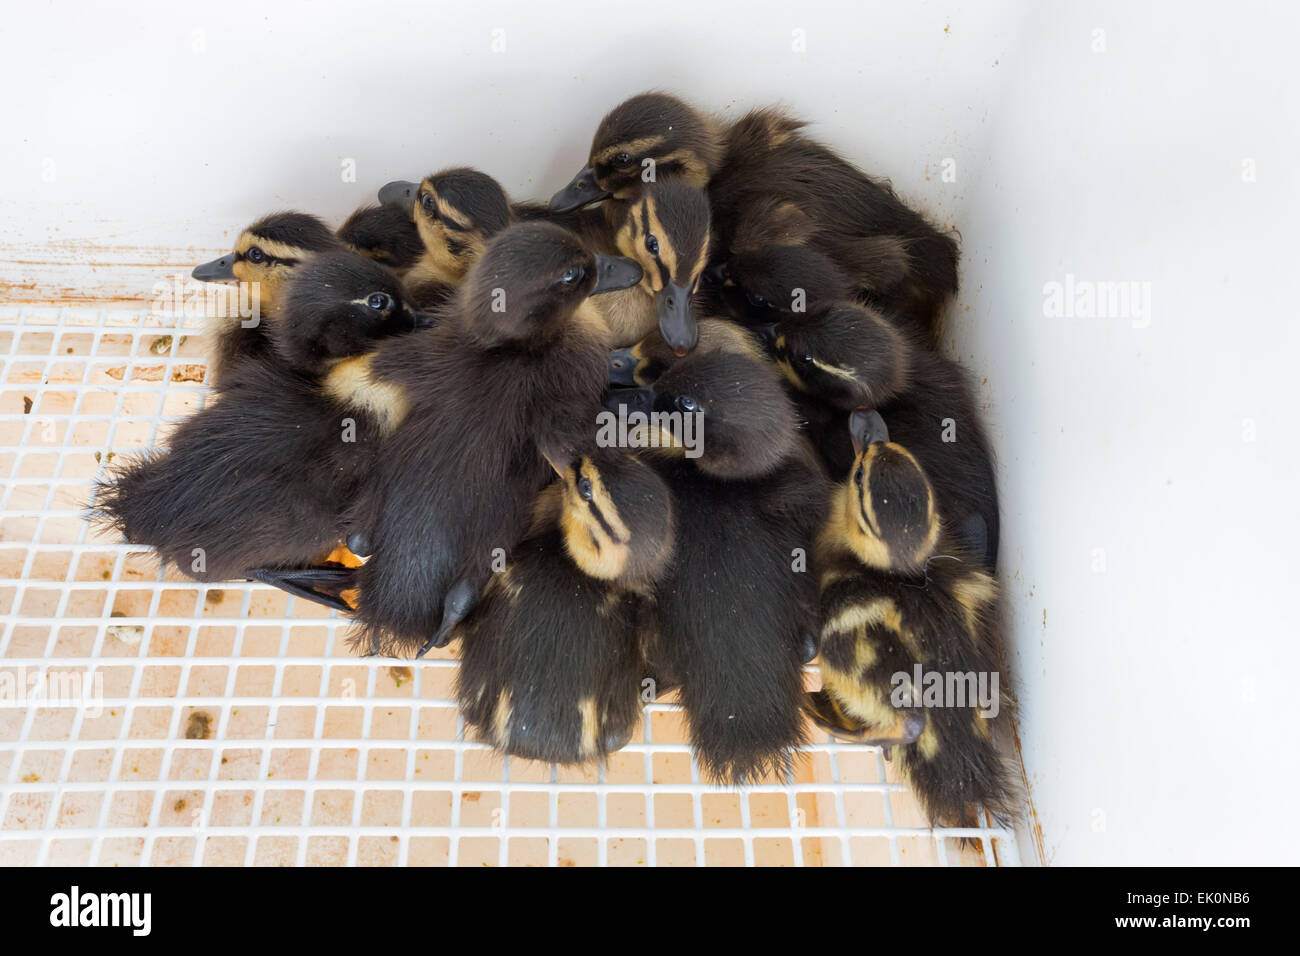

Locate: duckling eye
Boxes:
[676,395,699,414]
[366,293,393,311]
[800,353,814,364]
[245,246,267,265]
[645,235,660,256]
[614,152,634,167]
[559,265,584,285]
[746,290,768,308]
[577,476,594,501]
[420,193,438,215]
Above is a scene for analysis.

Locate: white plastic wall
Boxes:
[2,0,1296,864]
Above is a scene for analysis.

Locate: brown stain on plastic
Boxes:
[1009,720,1048,865]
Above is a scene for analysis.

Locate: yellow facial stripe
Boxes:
[558,457,632,580]
[419,184,473,231]
[593,135,664,165]
[650,149,709,187]
[235,232,310,263]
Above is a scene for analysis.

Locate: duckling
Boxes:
[376,167,514,308]
[813,409,1014,827]
[345,221,643,657]
[538,174,712,353]
[337,203,425,274]
[552,92,958,342]
[190,211,345,383]
[605,319,830,784]
[766,304,999,569]
[94,251,424,601]
[549,92,722,212]
[706,194,912,335]
[456,449,673,763]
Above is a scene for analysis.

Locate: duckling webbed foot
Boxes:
[245,566,358,613]
[805,690,926,757]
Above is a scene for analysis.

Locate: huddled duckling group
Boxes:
[97,92,1014,827]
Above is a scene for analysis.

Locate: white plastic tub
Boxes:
[1,0,1295,866]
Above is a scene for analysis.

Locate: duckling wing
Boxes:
[93,360,380,581]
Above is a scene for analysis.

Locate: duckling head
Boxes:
[457,221,643,348]
[337,203,425,273]
[272,251,424,377]
[613,177,711,356]
[378,167,514,285]
[549,92,722,212]
[192,211,341,314]
[770,302,912,410]
[842,409,939,573]
[557,449,675,589]
[605,320,799,480]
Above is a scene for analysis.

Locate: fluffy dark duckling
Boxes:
[377,167,514,308]
[346,221,643,657]
[606,319,831,784]
[456,449,673,763]
[95,252,425,598]
[551,92,958,343]
[190,211,344,384]
[764,303,999,570]
[813,409,1014,827]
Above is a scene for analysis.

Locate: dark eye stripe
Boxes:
[585,497,618,542]
[239,252,298,267]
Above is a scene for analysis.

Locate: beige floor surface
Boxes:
[0,307,1019,866]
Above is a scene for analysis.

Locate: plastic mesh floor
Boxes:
[0,305,1019,867]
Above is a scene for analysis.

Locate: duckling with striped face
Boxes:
[346,221,643,658]
[812,409,1014,827]
[609,176,711,355]
[549,92,723,212]
[191,211,345,383]
[377,167,514,307]
[96,252,424,606]
[456,450,673,763]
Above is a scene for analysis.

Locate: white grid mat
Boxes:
[0,306,1019,866]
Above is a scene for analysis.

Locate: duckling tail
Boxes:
[896,705,1017,830]
[679,640,809,787]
